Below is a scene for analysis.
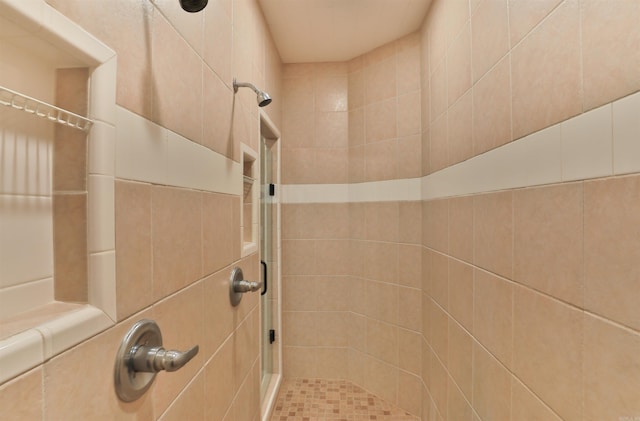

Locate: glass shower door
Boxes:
[260,135,276,401]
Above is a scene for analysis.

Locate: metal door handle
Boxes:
[233,279,262,293]
[260,260,268,296]
[229,267,262,306]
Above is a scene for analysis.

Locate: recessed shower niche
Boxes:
[0,0,116,383]
[241,145,258,256]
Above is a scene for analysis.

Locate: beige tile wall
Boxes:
[280,44,423,417]
[419,1,640,419]
[281,200,423,416]
[52,68,89,302]
[349,35,422,183]
[420,175,640,421]
[4,0,638,419]
[281,63,349,184]
[281,203,350,379]
[280,2,640,421]
[281,33,421,186]
[1,0,282,419]
[421,0,640,173]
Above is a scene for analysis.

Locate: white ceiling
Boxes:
[258,0,433,63]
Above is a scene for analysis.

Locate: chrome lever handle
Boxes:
[114,319,200,402]
[131,344,199,373]
[233,279,262,293]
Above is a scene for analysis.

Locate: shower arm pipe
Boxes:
[232,78,272,107]
[233,79,260,94]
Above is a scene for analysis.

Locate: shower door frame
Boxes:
[259,110,282,421]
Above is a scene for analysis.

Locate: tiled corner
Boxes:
[88,55,117,123]
[37,306,112,359]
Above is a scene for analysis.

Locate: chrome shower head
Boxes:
[233,78,272,107]
[256,90,272,107]
[179,0,208,12]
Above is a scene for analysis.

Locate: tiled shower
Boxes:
[1,0,640,420]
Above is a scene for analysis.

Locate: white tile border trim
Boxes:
[281,92,640,204]
[281,184,350,204]
[280,179,422,203]
[116,106,242,196]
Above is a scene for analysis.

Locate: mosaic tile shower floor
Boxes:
[269,378,419,420]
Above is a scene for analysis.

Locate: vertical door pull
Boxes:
[261,260,268,296]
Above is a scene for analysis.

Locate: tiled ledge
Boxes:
[281,91,640,204]
[0,306,113,383]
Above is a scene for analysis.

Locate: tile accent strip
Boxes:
[115,106,242,196]
[281,92,640,204]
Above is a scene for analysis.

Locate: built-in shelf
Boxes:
[241,145,258,257]
[0,85,93,132]
[0,0,116,385]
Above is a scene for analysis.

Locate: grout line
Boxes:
[581,175,587,419]
[421,241,640,420]
[578,0,585,113]
[511,373,565,421]
[422,241,640,338]
[509,0,568,52]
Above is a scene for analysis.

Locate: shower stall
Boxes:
[1,0,640,420]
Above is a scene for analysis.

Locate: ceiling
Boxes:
[258,0,433,63]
